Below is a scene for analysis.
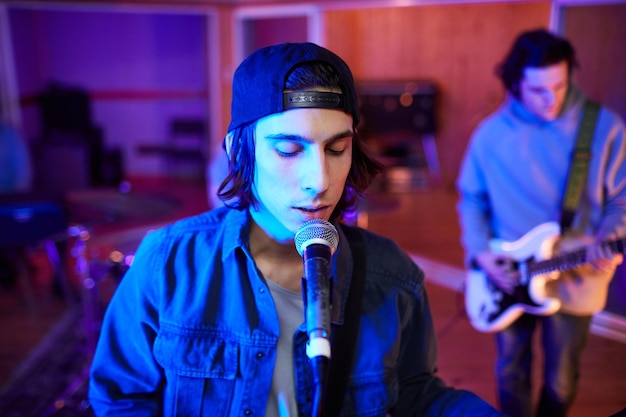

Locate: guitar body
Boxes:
[465,222,563,333]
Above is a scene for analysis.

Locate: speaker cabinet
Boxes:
[358,81,437,135]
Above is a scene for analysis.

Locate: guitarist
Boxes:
[456,29,626,417]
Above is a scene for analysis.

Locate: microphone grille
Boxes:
[294,219,339,257]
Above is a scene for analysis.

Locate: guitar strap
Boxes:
[325,224,366,417]
[560,99,600,233]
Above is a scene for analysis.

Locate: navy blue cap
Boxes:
[227,42,359,132]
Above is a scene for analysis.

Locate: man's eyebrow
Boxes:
[265,130,354,143]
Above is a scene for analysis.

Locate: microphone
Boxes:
[294,219,339,361]
[295,219,339,417]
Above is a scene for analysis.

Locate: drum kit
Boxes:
[0,192,156,417]
[0,218,136,417]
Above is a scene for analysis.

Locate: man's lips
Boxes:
[295,205,329,213]
[293,204,334,219]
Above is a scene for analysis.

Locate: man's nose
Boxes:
[544,90,556,106]
[301,152,329,194]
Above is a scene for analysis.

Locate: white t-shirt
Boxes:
[265,279,304,417]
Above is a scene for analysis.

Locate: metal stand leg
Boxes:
[14,252,36,309]
[44,238,76,306]
[69,226,99,359]
[421,133,441,183]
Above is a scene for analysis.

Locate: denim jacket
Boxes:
[89,207,504,417]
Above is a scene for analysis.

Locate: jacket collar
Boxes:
[221,208,355,326]
[222,208,251,261]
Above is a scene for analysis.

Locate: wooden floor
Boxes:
[1,177,625,416]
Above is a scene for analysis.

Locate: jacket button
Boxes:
[256,352,265,359]
[244,410,253,415]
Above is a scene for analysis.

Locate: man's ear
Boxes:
[224,132,234,160]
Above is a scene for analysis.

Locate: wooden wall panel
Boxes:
[563,3,626,122]
[324,2,551,185]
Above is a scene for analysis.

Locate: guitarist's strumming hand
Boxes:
[586,237,624,272]
[475,251,520,294]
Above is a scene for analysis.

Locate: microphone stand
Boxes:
[302,265,332,417]
[311,356,329,417]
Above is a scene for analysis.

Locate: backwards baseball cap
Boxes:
[227,42,359,132]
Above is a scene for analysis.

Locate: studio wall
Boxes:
[562,3,626,122]
[324,1,552,186]
[10,7,210,178]
[9,1,624,185]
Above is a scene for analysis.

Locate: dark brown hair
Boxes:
[497,28,578,98]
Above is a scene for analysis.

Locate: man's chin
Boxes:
[540,112,558,121]
[250,211,295,241]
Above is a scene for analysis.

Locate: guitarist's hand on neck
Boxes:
[586,237,624,272]
[474,251,520,294]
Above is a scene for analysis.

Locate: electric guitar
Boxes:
[465,222,625,333]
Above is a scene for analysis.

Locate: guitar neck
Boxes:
[528,236,626,276]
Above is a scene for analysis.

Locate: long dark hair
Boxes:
[218,61,382,221]
[497,29,578,98]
